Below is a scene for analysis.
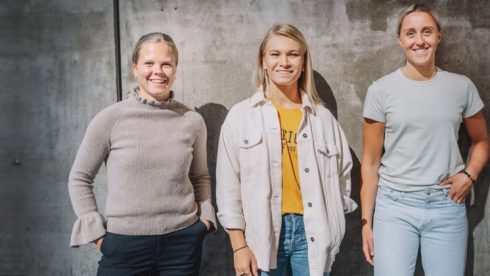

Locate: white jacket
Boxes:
[216,91,357,275]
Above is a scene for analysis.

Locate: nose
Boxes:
[153,64,164,75]
[415,33,427,46]
[279,54,290,67]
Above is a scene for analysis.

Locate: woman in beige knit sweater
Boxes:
[68,32,216,276]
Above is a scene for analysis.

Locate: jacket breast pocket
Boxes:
[238,131,264,178]
[315,142,340,180]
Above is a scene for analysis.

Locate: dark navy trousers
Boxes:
[97,220,208,276]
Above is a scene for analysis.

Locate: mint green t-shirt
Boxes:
[363,68,484,192]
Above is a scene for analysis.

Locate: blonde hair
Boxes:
[397,3,441,36]
[254,24,321,104]
[131,32,178,65]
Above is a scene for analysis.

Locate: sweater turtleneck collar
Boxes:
[128,87,178,108]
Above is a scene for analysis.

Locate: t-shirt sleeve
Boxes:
[363,82,386,122]
[463,78,484,118]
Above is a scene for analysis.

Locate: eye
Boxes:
[423,29,432,36]
[162,63,173,68]
[406,31,415,38]
[288,52,300,57]
[270,52,280,57]
[144,61,153,66]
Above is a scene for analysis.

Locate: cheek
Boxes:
[135,67,151,78]
[297,59,305,70]
[262,57,275,70]
[165,68,176,79]
[400,39,411,49]
[431,37,441,48]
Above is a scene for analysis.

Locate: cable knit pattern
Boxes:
[68,88,216,247]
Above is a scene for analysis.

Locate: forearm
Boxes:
[466,139,489,179]
[190,171,212,203]
[228,229,248,251]
[190,120,212,203]
[68,155,104,217]
[361,119,384,225]
[216,119,246,229]
[360,165,379,225]
[462,111,489,180]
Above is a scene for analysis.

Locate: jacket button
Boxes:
[304,168,309,173]
[310,237,315,242]
[303,133,307,138]
[308,202,312,207]
[244,139,249,144]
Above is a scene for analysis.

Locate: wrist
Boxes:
[461,169,476,184]
[361,218,371,228]
[233,245,248,254]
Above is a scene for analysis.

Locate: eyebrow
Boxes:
[267,48,301,53]
[402,25,437,32]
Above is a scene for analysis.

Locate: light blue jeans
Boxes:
[260,214,329,276]
[373,186,468,276]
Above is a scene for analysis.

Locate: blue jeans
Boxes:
[373,186,468,276]
[97,220,207,276]
[260,214,329,276]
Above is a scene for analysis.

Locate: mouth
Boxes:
[276,70,294,74]
[412,47,429,52]
[411,47,431,57]
[149,79,168,84]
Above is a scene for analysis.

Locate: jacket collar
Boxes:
[249,88,317,115]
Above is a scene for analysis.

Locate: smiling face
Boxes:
[398,11,441,70]
[262,34,304,90]
[132,42,176,101]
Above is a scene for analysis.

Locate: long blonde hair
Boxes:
[254,24,321,104]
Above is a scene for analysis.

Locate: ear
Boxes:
[131,63,138,78]
[397,35,403,47]
[438,32,442,42]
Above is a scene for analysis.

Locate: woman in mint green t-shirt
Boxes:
[361,4,489,276]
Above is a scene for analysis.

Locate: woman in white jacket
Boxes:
[216,24,357,276]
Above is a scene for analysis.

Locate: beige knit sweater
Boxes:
[68,89,216,247]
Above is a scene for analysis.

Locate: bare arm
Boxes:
[440,111,489,202]
[360,118,385,265]
[228,229,258,276]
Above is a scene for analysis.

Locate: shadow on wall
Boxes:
[195,103,234,275]
[194,71,369,275]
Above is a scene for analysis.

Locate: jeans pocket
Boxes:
[378,186,401,203]
[446,194,465,206]
[198,220,208,235]
[99,235,107,254]
[442,188,464,206]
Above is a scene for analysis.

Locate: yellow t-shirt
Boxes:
[272,102,304,215]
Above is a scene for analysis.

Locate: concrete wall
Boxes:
[1,0,489,275]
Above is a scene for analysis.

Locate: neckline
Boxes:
[270,100,302,111]
[129,87,177,108]
[397,68,442,87]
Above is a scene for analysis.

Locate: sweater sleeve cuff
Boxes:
[70,211,106,247]
[198,201,217,232]
[342,196,358,214]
